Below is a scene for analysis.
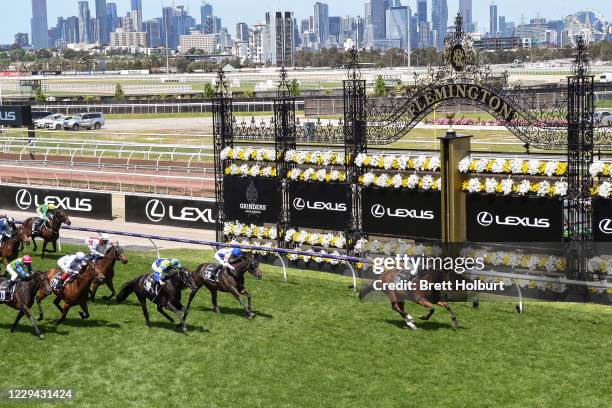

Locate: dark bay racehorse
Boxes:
[1,227,22,267]
[116,268,197,334]
[359,268,460,330]
[0,272,52,339]
[89,244,129,302]
[20,210,71,257]
[184,254,262,320]
[36,259,105,324]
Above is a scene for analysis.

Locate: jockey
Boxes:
[214,247,243,272]
[151,258,181,286]
[56,252,88,290]
[6,255,33,290]
[34,203,57,234]
[0,216,15,244]
[86,233,111,259]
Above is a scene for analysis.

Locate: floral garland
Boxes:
[284,150,345,166]
[359,173,441,190]
[591,181,612,198]
[586,256,612,275]
[355,153,441,171]
[462,178,568,197]
[223,222,278,240]
[225,164,278,178]
[286,247,342,265]
[285,228,346,249]
[288,168,346,183]
[460,248,566,273]
[220,146,276,162]
[458,157,567,177]
[226,239,278,256]
[466,272,570,294]
[589,161,612,177]
[354,238,442,257]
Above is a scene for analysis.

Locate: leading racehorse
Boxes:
[1,227,23,267]
[116,267,197,334]
[0,272,52,339]
[89,244,129,302]
[20,210,71,257]
[36,259,105,324]
[184,253,262,320]
[359,268,461,330]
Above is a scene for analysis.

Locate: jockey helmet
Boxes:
[231,248,242,257]
[22,255,33,264]
[171,259,180,267]
[76,252,86,261]
[100,233,110,241]
[47,204,57,210]
[7,217,14,223]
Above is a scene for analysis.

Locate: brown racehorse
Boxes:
[20,210,71,257]
[1,228,22,267]
[36,260,105,324]
[359,268,460,330]
[184,254,262,320]
[89,244,129,302]
[0,272,52,339]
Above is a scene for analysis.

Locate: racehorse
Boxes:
[89,244,129,302]
[116,267,197,334]
[1,228,22,267]
[359,268,460,330]
[19,210,72,257]
[36,259,105,324]
[184,254,262,320]
[0,272,52,339]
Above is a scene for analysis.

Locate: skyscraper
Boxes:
[489,3,498,37]
[144,19,161,47]
[386,5,409,51]
[95,0,110,44]
[264,11,295,66]
[131,0,143,32]
[314,2,329,47]
[78,1,91,43]
[236,23,249,43]
[370,0,389,40]
[31,0,49,49]
[416,0,427,24]
[131,0,142,11]
[201,2,213,27]
[431,0,448,49]
[459,0,474,32]
[162,6,176,49]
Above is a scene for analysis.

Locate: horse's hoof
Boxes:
[213,307,220,314]
[405,322,418,330]
[419,315,429,321]
[247,313,256,319]
[37,316,43,321]
[10,328,15,333]
[38,334,45,340]
[452,322,459,329]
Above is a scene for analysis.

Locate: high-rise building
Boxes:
[95,0,110,44]
[264,11,295,66]
[236,23,249,42]
[78,1,91,43]
[31,0,49,49]
[132,9,143,32]
[353,15,364,46]
[459,0,474,32]
[431,0,448,49]
[386,6,409,51]
[162,6,176,49]
[370,0,390,40]
[107,3,118,32]
[314,2,329,47]
[489,3,498,37]
[131,0,142,11]
[340,15,352,41]
[144,19,161,47]
[62,16,80,44]
[416,0,427,24]
[201,2,213,26]
[111,27,147,48]
[329,16,341,43]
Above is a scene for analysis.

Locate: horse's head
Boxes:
[244,254,262,280]
[176,267,198,291]
[34,271,52,296]
[54,210,71,226]
[109,243,128,265]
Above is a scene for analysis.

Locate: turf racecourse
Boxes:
[0,244,610,408]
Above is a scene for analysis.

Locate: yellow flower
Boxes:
[556,162,568,176]
[503,161,510,173]
[418,180,424,188]
[468,161,476,171]
[591,186,599,196]
[495,184,503,193]
[325,173,332,182]
[537,162,546,175]
[358,175,364,183]
[408,159,414,169]
[224,167,230,175]
[238,151,246,160]
[521,161,528,174]
[339,173,346,182]
[271,168,277,177]
[528,281,537,289]
[364,157,370,166]
[356,262,364,269]
[485,160,493,172]
[378,157,384,168]
[423,158,431,170]
[462,180,469,190]
[403,177,410,188]
[392,160,399,169]
[530,183,539,193]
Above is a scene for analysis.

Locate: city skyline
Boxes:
[3,0,610,44]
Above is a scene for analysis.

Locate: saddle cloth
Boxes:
[0,280,17,303]
[144,275,160,296]
[203,265,221,282]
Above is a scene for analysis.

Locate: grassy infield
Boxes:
[0,243,609,407]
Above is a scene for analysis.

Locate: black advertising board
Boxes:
[288,181,351,230]
[0,105,32,127]
[223,176,282,224]
[0,185,112,220]
[592,198,612,242]
[466,194,563,242]
[125,195,216,229]
[361,187,441,239]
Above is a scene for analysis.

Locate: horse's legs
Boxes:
[41,240,48,258]
[103,279,116,301]
[78,302,90,320]
[22,306,44,339]
[183,288,200,320]
[419,308,435,321]
[90,283,99,302]
[51,240,57,253]
[211,289,220,314]
[10,310,25,333]
[31,237,37,252]
[53,296,63,314]
[55,303,71,325]
[391,301,416,330]
[437,301,458,329]
[416,298,436,325]
[229,287,254,319]
[164,303,187,334]
[241,288,253,313]
[137,295,151,328]
[36,293,46,321]
[156,304,175,323]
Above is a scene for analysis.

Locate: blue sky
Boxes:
[2,0,610,44]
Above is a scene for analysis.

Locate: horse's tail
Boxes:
[359,281,375,301]
[116,278,139,303]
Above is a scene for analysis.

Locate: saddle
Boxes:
[0,280,17,302]
[203,265,222,282]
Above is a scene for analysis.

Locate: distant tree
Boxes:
[114,83,125,100]
[242,89,254,98]
[374,75,387,97]
[202,82,215,98]
[289,79,301,96]
[34,86,46,102]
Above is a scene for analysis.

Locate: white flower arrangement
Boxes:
[354,153,441,171]
[225,164,277,178]
[353,239,442,257]
[460,248,567,273]
[285,150,344,166]
[286,246,343,265]
[589,161,607,177]
[458,157,568,176]
[463,178,567,197]
[226,239,278,256]
[221,147,276,161]
[287,168,346,183]
[285,228,346,249]
[359,172,442,190]
[224,222,278,240]
[593,181,612,198]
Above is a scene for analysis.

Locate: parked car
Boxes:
[47,115,69,130]
[34,114,64,129]
[63,112,105,130]
[595,111,612,127]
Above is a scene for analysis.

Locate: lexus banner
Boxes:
[125,195,216,229]
[0,185,112,220]
[466,194,563,242]
[361,187,441,239]
[288,181,351,230]
[223,176,282,224]
[592,198,612,242]
[0,105,32,127]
